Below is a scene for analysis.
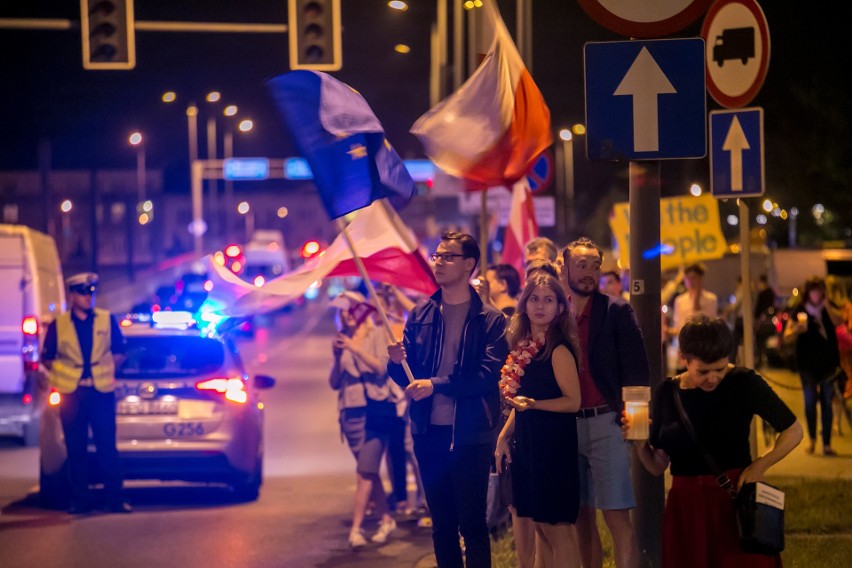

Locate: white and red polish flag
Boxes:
[410,0,551,189]
[501,178,539,283]
[203,200,437,318]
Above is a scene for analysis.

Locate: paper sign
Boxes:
[755,482,785,510]
[608,194,727,270]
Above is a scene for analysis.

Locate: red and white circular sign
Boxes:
[701,0,770,108]
[577,0,714,38]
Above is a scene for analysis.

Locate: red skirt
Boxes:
[663,469,783,568]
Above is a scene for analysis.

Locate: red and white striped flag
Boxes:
[202,200,437,317]
[501,179,539,282]
[410,0,551,189]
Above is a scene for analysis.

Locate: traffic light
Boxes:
[80,0,136,70]
[288,0,342,71]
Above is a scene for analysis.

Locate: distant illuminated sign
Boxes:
[284,158,314,180]
[402,160,435,182]
[283,157,435,182]
[223,158,270,180]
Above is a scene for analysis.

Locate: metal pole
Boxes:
[430,24,440,107]
[453,0,463,89]
[38,139,52,236]
[564,136,575,233]
[191,160,204,259]
[206,116,218,241]
[516,0,532,71]
[437,0,447,99]
[628,161,664,568]
[223,130,234,244]
[739,199,758,459]
[136,145,146,203]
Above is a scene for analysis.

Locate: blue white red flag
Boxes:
[267,70,416,218]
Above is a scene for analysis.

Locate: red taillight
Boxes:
[196,377,248,404]
[22,316,38,336]
[49,389,61,406]
[22,316,39,371]
[22,393,33,405]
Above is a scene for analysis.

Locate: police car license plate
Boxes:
[117,400,179,415]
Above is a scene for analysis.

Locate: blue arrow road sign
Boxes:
[584,38,706,161]
[710,107,764,197]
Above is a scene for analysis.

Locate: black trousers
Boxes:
[413,426,492,568]
[59,386,123,508]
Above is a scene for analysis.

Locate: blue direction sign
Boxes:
[584,38,706,161]
[223,158,270,180]
[710,107,764,197]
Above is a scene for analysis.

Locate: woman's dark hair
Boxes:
[525,259,559,281]
[802,276,826,305]
[488,263,521,298]
[678,314,734,363]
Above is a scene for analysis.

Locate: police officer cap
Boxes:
[66,272,99,293]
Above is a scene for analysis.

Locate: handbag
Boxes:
[673,386,785,555]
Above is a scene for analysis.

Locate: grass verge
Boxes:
[491,476,852,567]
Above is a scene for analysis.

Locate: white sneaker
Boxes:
[349,529,367,548]
[371,518,397,544]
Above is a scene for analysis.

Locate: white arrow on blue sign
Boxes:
[584,38,707,161]
[710,107,764,197]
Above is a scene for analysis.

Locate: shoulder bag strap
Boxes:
[672,383,737,499]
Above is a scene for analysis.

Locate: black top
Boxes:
[43,311,126,378]
[649,368,797,476]
[792,305,839,379]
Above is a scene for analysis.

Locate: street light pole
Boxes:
[223,129,234,243]
[206,115,218,241]
[136,142,146,204]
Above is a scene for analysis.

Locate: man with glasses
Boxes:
[388,232,508,568]
[42,272,129,515]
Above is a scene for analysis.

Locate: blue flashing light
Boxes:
[283,156,435,182]
[642,243,676,260]
[284,157,314,180]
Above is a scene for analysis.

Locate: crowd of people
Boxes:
[325,231,852,567]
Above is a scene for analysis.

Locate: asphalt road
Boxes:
[0,299,437,568]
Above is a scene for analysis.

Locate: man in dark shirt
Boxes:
[42,272,129,514]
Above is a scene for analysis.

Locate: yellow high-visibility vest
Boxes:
[48,308,115,393]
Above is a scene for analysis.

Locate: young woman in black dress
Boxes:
[495,272,582,568]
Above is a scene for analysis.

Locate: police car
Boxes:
[39,311,275,506]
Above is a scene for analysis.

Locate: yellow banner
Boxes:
[609,195,727,271]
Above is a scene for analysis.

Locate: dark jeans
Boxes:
[59,387,123,508]
[386,416,408,508]
[413,426,492,568]
[800,372,833,447]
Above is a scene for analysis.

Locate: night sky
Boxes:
[1,1,847,234]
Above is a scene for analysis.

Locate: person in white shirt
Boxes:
[666,263,718,373]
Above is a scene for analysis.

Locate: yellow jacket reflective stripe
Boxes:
[48,308,116,394]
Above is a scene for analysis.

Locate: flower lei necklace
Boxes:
[499,332,546,399]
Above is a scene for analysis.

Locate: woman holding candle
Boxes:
[495,272,583,568]
[625,314,803,567]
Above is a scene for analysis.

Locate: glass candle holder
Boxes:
[623,386,651,440]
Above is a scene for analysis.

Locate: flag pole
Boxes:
[479,189,488,295]
[337,218,415,384]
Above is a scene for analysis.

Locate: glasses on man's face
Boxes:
[430,252,465,263]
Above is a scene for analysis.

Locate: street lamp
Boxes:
[557,124,585,240]
[223,111,254,243]
[128,131,146,206]
[237,201,254,243]
[60,200,73,257]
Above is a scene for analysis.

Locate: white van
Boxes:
[0,225,65,445]
[242,230,290,286]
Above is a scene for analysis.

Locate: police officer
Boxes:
[42,272,131,514]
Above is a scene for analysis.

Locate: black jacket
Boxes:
[389,286,508,446]
[586,290,650,411]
